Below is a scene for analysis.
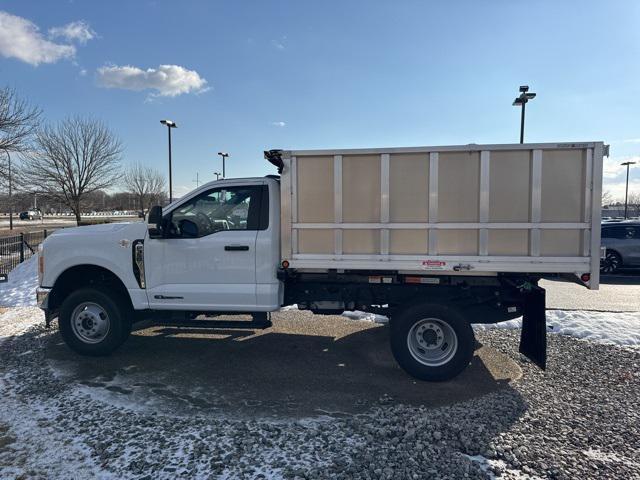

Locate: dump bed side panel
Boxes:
[280,142,604,289]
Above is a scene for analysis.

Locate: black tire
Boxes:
[390,303,475,382]
[59,287,131,356]
[600,250,622,274]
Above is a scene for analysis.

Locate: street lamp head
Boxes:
[160,119,177,128]
[621,161,636,166]
[512,98,524,106]
[218,151,228,156]
[525,92,536,99]
[519,85,529,93]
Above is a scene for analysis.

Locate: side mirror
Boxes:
[148,205,163,239]
[148,205,162,225]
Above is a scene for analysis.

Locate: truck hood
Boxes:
[51,222,146,237]
[40,221,150,289]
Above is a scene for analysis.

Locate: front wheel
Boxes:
[59,288,130,356]
[600,251,622,274]
[390,303,475,381]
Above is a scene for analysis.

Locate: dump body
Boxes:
[279,142,604,289]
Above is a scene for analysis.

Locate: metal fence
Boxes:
[0,230,50,277]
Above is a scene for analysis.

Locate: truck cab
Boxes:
[143,177,282,312]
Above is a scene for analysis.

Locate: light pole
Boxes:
[160,119,177,202]
[213,172,221,181]
[512,85,536,144]
[621,161,636,219]
[217,152,229,178]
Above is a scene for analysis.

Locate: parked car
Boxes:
[19,209,42,220]
[600,221,640,273]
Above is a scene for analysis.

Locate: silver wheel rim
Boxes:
[71,302,110,344]
[407,318,458,367]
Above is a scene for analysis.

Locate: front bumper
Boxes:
[36,287,51,309]
[36,287,54,327]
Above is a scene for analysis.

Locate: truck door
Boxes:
[144,183,264,310]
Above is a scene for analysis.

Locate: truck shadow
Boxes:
[45,315,524,420]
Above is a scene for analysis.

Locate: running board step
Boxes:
[155,318,272,330]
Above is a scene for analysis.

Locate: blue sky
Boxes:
[1,0,639,199]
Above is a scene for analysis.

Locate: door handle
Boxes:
[225,245,250,251]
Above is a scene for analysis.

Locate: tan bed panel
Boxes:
[389,153,429,222]
[389,229,429,255]
[296,156,334,223]
[343,155,380,223]
[438,152,480,222]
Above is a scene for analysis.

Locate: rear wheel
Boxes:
[600,250,622,274]
[59,288,131,356]
[390,303,474,381]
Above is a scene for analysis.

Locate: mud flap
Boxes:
[519,286,546,369]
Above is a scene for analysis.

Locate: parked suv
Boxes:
[19,209,43,220]
[600,221,640,273]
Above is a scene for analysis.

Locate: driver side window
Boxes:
[166,185,261,238]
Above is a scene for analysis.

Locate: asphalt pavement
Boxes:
[542,272,640,312]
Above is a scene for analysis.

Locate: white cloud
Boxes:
[0,11,75,65]
[602,179,640,203]
[603,155,639,180]
[270,121,286,127]
[623,138,640,144]
[271,36,287,50]
[602,155,639,201]
[96,64,209,97]
[49,20,96,44]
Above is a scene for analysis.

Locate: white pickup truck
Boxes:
[36,142,605,381]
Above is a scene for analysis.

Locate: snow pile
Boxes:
[341,310,389,324]
[465,454,539,479]
[280,304,389,324]
[0,254,38,307]
[279,304,299,311]
[0,307,43,345]
[474,309,640,348]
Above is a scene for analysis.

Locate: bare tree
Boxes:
[21,116,122,224]
[0,87,41,195]
[122,162,166,216]
[628,192,640,217]
[601,190,614,207]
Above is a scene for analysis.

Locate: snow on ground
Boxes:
[474,310,640,349]
[0,254,38,307]
[464,454,542,479]
[0,307,43,345]
[340,310,389,324]
[280,304,389,323]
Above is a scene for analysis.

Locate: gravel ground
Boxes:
[0,322,639,479]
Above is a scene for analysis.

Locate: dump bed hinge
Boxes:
[264,149,284,173]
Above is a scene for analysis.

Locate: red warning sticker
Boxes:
[421,260,447,270]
